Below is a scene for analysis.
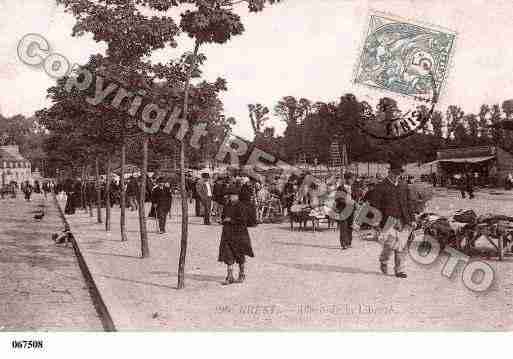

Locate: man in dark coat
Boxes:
[63,179,76,214]
[191,177,201,216]
[335,172,356,250]
[281,180,295,216]
[22,181,33,202]
[85,181,96,212]
[196,173,213,225]
[364,160,414,279]
[126,176,139,211]
[151,178,172,234]
[34,180,41,194]
[42,181,50,199]
[240,177,258,227]
[460,165,474,199]
[213,176,227,223]
[218,187,254,285]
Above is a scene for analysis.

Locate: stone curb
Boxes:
[52,194,116,332]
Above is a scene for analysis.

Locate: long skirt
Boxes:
[64,195,76,214]
[339,220,352,247]
[218,225,254,265]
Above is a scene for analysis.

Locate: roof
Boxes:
[437,146,496,160]
[0,148,27,162]
[424,155,496,166]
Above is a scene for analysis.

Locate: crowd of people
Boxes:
[10,161,424,285]
[428,164,513,196]
[0,179,56,201]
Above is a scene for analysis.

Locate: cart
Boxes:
[458,217,513,261]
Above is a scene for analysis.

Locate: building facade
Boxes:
[429,146,513,186]
[0,145,32,186]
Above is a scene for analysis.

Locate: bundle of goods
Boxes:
[416,212,459,249]
[457,213,513,251]
[289,204,335,231]
[309,205,332,220]
[416,209,513,255]
[452,209,477,224]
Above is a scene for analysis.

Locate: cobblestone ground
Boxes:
[64,186,513,330]
[0,193,103,331]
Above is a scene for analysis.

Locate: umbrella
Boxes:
[487,120,513,131]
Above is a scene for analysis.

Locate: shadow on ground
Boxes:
[275,262,382,276]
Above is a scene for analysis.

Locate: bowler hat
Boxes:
[343,172,355,180]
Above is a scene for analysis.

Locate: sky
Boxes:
[1,0,513,139]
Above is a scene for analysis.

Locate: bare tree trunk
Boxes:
[177,40,200,289]
[120,136,128,241]
[105,154,112,231]
[86,164,93,217]
[96,156,102,224]
[138,136,149,258]
[80,165,86,211]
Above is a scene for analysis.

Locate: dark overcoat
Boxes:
[218,200,255,264]
[363,178,413,229]
[151,186,172,211]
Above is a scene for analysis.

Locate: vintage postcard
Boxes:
[0,0,512,357]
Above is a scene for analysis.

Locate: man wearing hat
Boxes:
[364,159,414,278]
[218,186,254,285]
[335,172,356,250]
[196,172,213,225]
[151,177,172,234]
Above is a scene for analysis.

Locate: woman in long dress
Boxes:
[218,187,254,285]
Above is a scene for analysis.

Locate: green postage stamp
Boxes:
[355,12,456,100]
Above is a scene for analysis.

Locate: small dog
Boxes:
[52,230,72,246]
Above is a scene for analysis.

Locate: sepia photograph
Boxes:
[0,0,512,356]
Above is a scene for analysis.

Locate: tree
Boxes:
[463,114,479,145]
[446,105,464,141]
[501,100,513,151]
[490,104,504,146]
[175,0,280,289]
[502,99,513,119]
[275,96,311,162]
[416,105,431,134]
[334,94,372,163]
[478,104,491,141]
[248,103,269,139]
[430,110,444,139]
[56,0,181,253]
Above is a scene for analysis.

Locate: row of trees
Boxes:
[246,96,513,166]
[34,0,280,289]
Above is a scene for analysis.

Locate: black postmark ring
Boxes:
[356,71,439,141]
